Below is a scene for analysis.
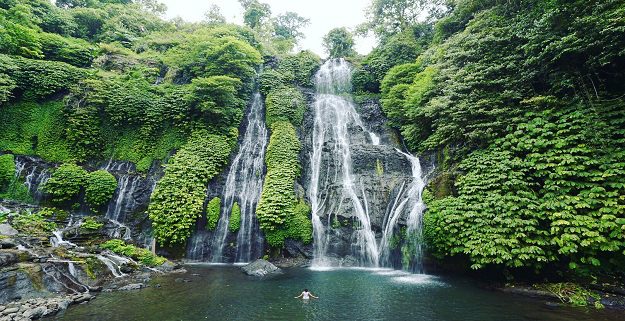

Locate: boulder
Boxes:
[241,259,282,277]
[0,238,16,249]
[0,224,18,237]
[117,283,145,291]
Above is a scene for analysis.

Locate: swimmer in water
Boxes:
[294,289,319,300]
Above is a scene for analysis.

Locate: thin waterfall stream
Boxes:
[209,93,268,263]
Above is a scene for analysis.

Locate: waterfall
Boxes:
[309,59,381,267]
[308,59,428,270]
[103,162,154,240]
[210,93,268,263]
[379,150,427,272]
[12,156,51,203]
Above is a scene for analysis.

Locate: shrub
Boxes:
[12,211,57,236]
[101,239,167,267]
[265,87,306,127]
[258,69,285,96]
[206,197,221,231]
[42,163,87,203]
[228,202,241,233]
[276,50,321,87]
[85,170,117,208]
[81,216,104,230]
[0,101,72,162]
[0,55,89,101]
[148,131,234,245]
[0,154,15,190]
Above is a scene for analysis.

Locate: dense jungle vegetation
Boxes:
[350,0,625,279]
[1,0,624,283]
[0,0,318,247]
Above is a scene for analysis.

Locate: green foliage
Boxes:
[148,131,233,245]
[535,283,603,308]
[0,154,15,190]
[164,34,261,83]
[81,216,103,230]
[354,27,431,94]
[322,27,356,58]
[272,12,309,48]
[0,54,89,101]
[228,202,241,233]
[424,102,625,272]
[101,239,167,267]
[84,170,117,208]
[38,32,96,67]
[12,211,57,236]
[257,121,308,247]
[241,0,271,29]
[190,76,245,128]
[42,163,87,203]
[258,69,285,96]
[0,101,72,162]
[265,87,306,127]
[206,197,221,231]
[276,50,321,88]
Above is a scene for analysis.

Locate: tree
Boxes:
[239,0,271,29]
[360,0,444,40]
[204,4,226,25]
[273,12,309,42]
[322,27,356,58]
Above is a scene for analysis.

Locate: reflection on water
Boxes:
[49,266,623,321]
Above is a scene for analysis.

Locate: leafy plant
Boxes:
[229,202,241,233]
[85,170,117,208]
[206,197,221,231]
[101,239,167,267]
[12,211,57,236]
[81,216,103,230]
[42,163,87,203]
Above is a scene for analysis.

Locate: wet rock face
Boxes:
[300,98,415,230]
[0,265,49,304]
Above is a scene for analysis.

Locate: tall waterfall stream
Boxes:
[308,59,428,270]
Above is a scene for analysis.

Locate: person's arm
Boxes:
[294,293,303,298]
[310,293,319,299]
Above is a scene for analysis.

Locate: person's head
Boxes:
[304,289,308,292]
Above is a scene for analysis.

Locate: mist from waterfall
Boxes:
[210,93,268,263]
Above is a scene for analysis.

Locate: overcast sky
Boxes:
[159,0,376,57]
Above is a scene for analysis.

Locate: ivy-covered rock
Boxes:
[148,131,233,245]
[424,100,625,272]
[265,87,306,127]
[257,121,312,247]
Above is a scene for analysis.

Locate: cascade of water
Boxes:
[11,157,51,202]
[50,217,81,248]
[96,254,126,278]
[102,162,152,240]
[210,93,268,263]
[309,59,429,270]
[309,59,380,267]
[379,150,427,271]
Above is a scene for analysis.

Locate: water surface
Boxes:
[50,265,622,321]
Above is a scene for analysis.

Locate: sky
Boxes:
[159,0,377,56]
